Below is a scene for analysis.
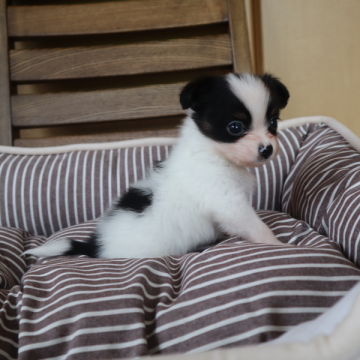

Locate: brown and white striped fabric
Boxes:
[0,285,22,360]
[282,124,360,267]
[0,125,311,237]
[251,124,310,211]
[0,227,45,290]
[10,211,360,359]
[0,146,170,237]
[2,122,360,359]
[0,227,45,360]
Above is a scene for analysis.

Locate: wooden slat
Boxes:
[11,83,186,127]
[227,0,253,73]
[10,35,232,81]
[8,0,228,37]
[0,0,13,145]
[14,129,179,148]
[250,0,264,74]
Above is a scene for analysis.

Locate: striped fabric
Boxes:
[0,227,45,360]
[9,211,359,359]
[1,122,360,359]
[0,125,310,238]
[0,146,170,237]
[0,227,45,290]
[0,286,22,360]
[251,125,310,211]
[282,124,360,267]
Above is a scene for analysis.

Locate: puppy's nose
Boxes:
[259,145,273,159]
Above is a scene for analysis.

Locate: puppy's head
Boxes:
[180,73,289,167]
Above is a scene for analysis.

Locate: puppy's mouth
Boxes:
[245,158,272,168]
[257,155,273,164]
[213,138,279,168]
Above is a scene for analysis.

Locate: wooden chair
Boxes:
[0,0,252,147]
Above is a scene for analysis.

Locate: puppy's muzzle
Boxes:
[259,145,273,160]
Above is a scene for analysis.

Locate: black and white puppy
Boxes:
[26,73,289,259]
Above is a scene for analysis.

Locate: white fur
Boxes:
[95,117,281,259]
[227,73,269,128]
[24,238,71,257]
[28,75,283,260]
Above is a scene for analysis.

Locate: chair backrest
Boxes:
[0,0,252,147]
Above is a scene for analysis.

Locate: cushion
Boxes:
[0,124,313,237]
[0,227,45,290]
[250,124,309,211]
[0,145,170,237]
[0,286,22,360]
[16,210,360,359]
[282,124,360,267]
[2,120,360,359]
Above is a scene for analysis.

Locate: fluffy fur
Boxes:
[26,73,290,259]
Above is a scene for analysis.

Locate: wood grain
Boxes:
[10,35,232,81]
[11,83,186,127]
[7,0,228,37]
[14,129,179,147]
[0,0,13,146]
[227,0,253,73]
[250,0,263,74]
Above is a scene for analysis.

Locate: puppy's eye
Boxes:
[269,117,278,131]
[227,121,244,136]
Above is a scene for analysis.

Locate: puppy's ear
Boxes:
[261,73,290,109]
[179,76,216,110]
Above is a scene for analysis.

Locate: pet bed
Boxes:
[1,116,360,360]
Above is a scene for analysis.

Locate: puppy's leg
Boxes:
[215,205,283,245]
[246,213,282,245]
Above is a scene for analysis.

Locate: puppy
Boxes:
[26,73,289,259]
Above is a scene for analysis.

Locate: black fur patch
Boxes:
[265,99,280,135]
[180,75,252,143]
[115,187,153,213]
[262,74,289,135]
[261,73,290,110]
[64,233,100,258]
[180,73,289,143]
